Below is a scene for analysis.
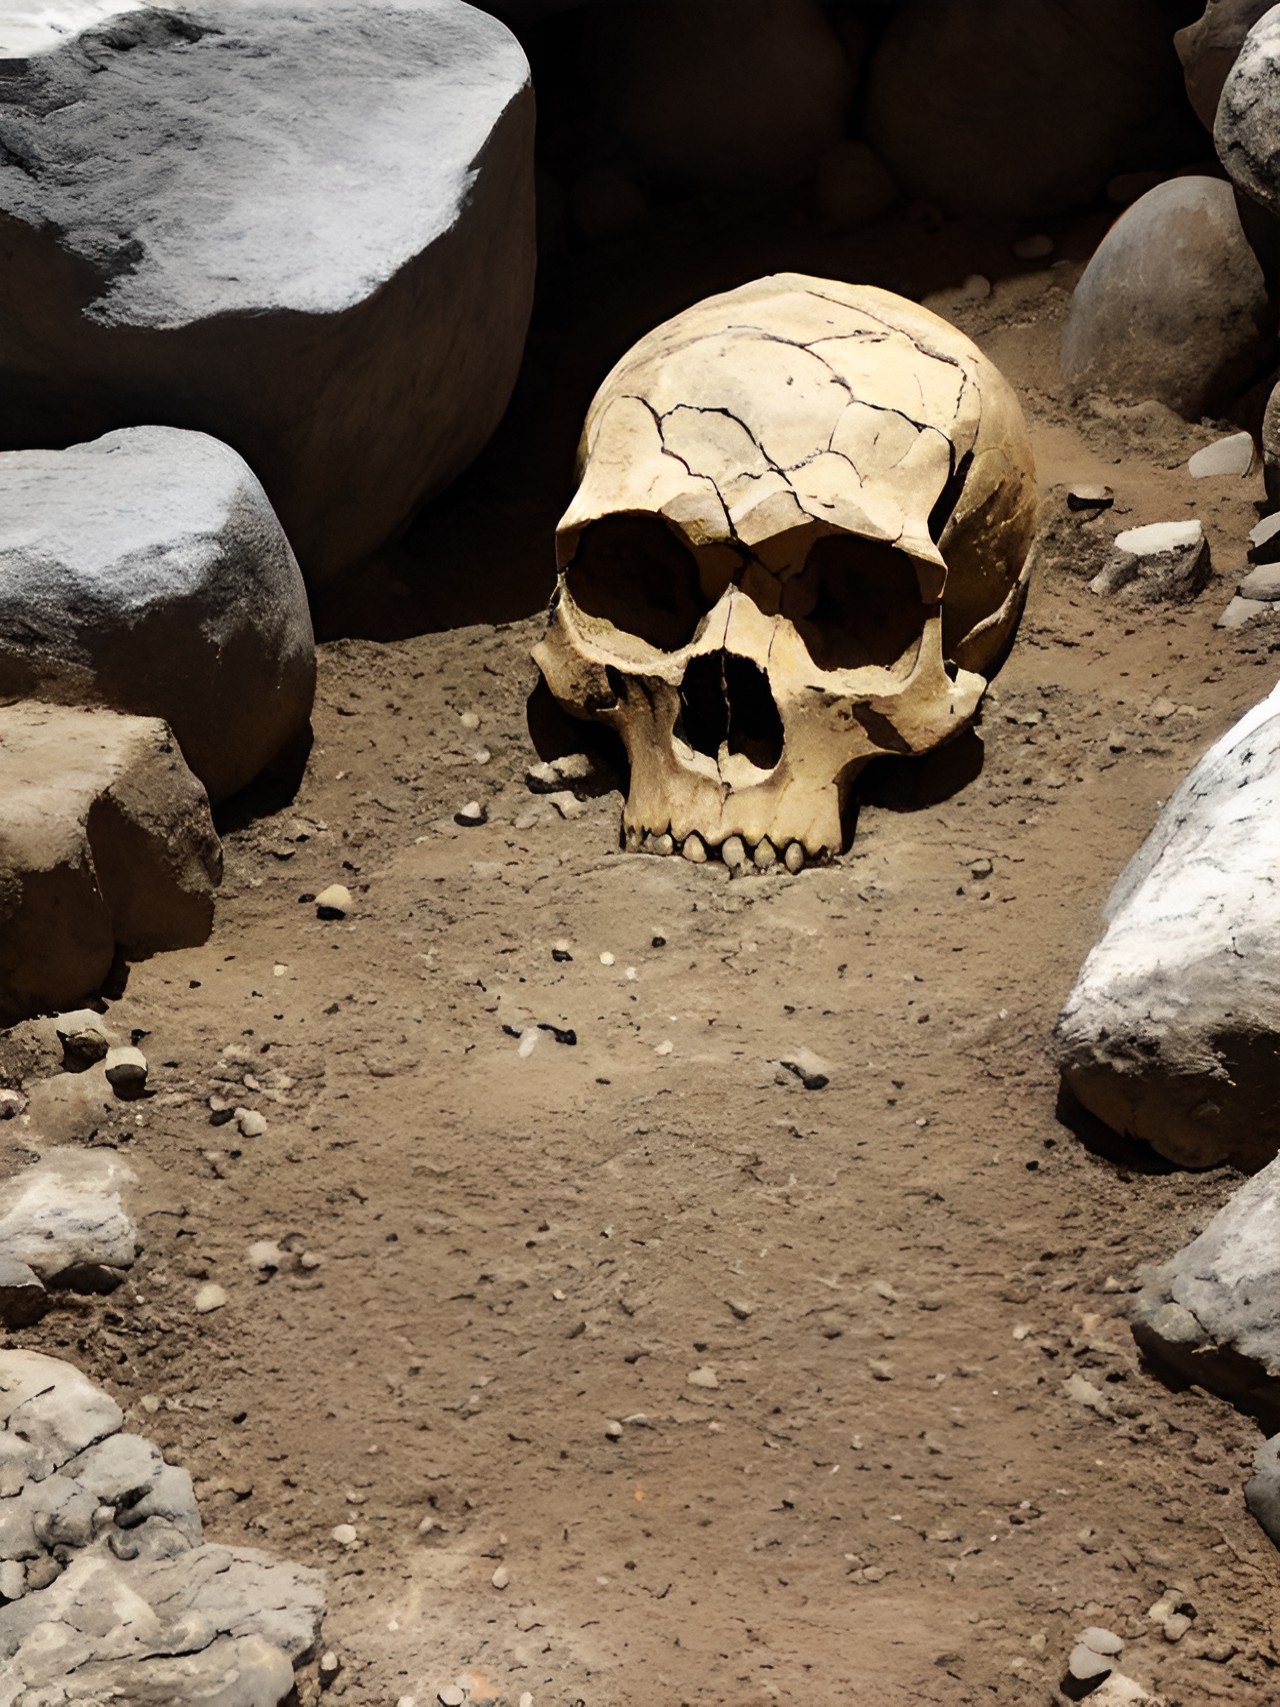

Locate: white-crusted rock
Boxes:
[1090,520,1211,603]
[1130,1153,1280,1417]
[1217,5,1280,218]
[1055,676,1280,1167]
[0,428,314,804]
[0,1149,137,1288]
[0,0,535,586]
[0,703,221,1026]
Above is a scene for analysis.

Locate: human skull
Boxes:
[534,274,1037,867]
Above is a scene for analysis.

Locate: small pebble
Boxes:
[438,1689,464,1707]
[246,1240,282,1273]
[0,1088,27,1120]
[235,1107,267,1138]
[455,801,487,827]
[1068,1644,1115,1681]
[549,791,583,820]
[687,1366,719,1389]
[314,884,352,919]
[459,710,481,730]
[1066,483,1114,511]
[1162,1613,1192,1643]
[520,1695,534,1707]
[194,1283,227,1315]
[605,1420,623,1439]
[599,951,615,966]
[331,1523,358,1547]
[319,1651,340,1679]
[492,1564,510,1589]
[654,1040,673,1056]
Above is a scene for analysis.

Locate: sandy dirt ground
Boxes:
[7,194,1280,1706]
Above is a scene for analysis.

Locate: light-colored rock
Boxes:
[1217,6,1280,218]
[1239,563,1280,600]
[1062,177,1275,419]
[0,704,221,1026]
[0,0,535,587]
[103,1046,148,1095]
[0,1150,137,1287]
[1188,430,1257,477]
[1067,484,1115,510]
[0,1348,323,1703]
[193,1284,228,1315]
[1069,1641,1116,1680]
[21,1069,115,1147]
[1130,1151,1280,1411]
[313,885,352,919]
[1090,520,1210,603]
[1248,511,1280,562]
[1244,1432,1280,1546]
[54,1012,113,1067]
[1055,676,1280,1168]
[0,428,314,804]
[1216,594,1267,628]
[1176,0,1275,128]
[865,0,1185,220]
[1264,378,1280,509]
[582,0,854,191]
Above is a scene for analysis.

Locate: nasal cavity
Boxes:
[676,652,784,772]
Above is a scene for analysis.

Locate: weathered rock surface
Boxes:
[1089,520,1211,603]
[1176,0,1274,129]
[581,0,853,191]
[0,1350,324,1706]
[1245,1431,1280,1545]
[1055,677,1280,1169]
[1061,177,1275,419]
[0,0,535,586]
[1188,429,1258,477]
[0,703,222,1026]
[864,0,1187,221]
[0,428,314,805]
[1217,5,1280,219]
[1263,377,1280,507]
[0,1148,137,1290]
[1130,1154,1280,1425]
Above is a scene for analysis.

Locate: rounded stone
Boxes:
[1061,176,1274,419]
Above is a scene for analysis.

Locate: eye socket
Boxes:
[786,535,924,675]
[564,516,710,652]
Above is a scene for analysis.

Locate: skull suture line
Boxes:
[534,274,1038,868]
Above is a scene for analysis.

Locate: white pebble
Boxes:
[246,1240,282,1273]
[455,801,487,827]
[438,1689,464,1707]
[687,1366,719,1389]
[104,1045,148,1093]
[520,1694,533,1707]
[314,883,352,918]
[492,1564,511,1589]
[319,1651,340,1678]
[459,710,481,730]
[599,951,615,966]
[193,1283,227,1314]
[235,1107,267,1138]
[330,1523,358,1547]
[517,1029,539,1059]
[654,1040,673,1056]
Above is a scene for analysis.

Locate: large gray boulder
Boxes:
[1175,0,1275,130]
[0,1148,137,1291]
[0,702,222,1026]
[0,427,313,805]
[0,1350,324,1707]
[580,0,854,191]
[0,0,535,587]
[863,0,1187,221]
[1054,678,1280,1170]
[1216,4,1280,218]
[1130,1157,1280,1427]
[1061,176,1275,419]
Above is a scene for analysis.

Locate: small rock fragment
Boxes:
[686,1366,719,1389]
[0,1257,48,1326]
[247,1240,282,1274]
[319,1650,341,1680]
[438,1689,464,1707]
[314,884,352,919]
[1092,520,1210,603]
[1216,594,1267,629]
[193,1283,227,1314]
[1069,1643,1116,1681]
[235,1107,267,1138]
[1067,483,1114,511]
[1162,1613,1192,1642]
[491,1564,510,1589]
[459,710,481,731]
[1188,430,1257,478]
[103,1045,148,1094]
[1238,562,1280,602]
[56,1011,112,1065]
[548,791,583,820]
[0,1088,27,1120]
[331,1523,358,1547]
[454,801,486,827]
[1248,511,1280,563]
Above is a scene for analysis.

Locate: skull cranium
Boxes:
[534,274,1037,866]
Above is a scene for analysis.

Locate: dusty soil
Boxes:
[8,193,1280,1705]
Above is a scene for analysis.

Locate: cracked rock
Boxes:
[1129,1151,1280,1423]
[1055,675,1280,1168]
[0,1150,137,1291]
[0,1350,324,1706]
[1090,520,1211,603]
